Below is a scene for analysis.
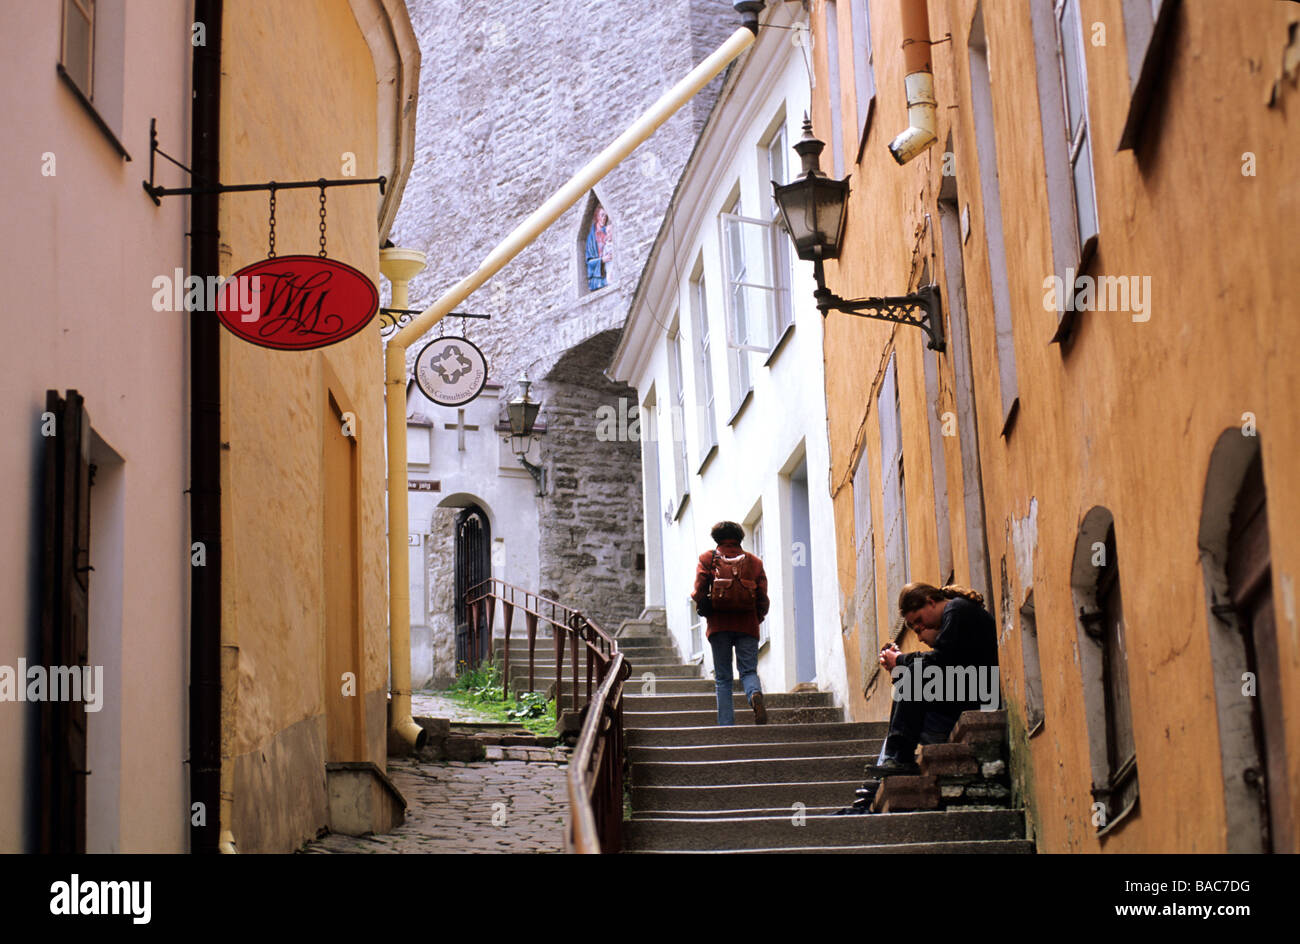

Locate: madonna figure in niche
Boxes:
[585,205,612,291]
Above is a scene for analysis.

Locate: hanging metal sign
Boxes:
[214,184,378,351]
[216,255,379,351]
[414,336,489,406]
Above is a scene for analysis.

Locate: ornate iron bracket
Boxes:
[378,308,491,340]
[141,117,385,206]
[812,258,945,352]
[516,455,545,495]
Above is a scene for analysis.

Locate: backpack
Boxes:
[708,549,758,613]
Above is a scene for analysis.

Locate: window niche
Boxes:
[1070,508,1139,836]
[577,193,613,296]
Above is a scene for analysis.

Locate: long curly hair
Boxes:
[898,581,985,615]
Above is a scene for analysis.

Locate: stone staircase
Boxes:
[613,615,1033,854]
[494,607,1032,852]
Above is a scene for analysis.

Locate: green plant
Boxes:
[506,691,549,721]
[452,658,504,704]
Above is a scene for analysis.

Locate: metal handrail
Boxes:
[463,578,618,718]
[462,577,629,853]
[566,651,629,854]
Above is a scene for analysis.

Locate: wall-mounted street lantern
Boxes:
[507,373,545,494]
[772,116,944,352]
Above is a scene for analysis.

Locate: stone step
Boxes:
[625,721,887,747]
[631,779,862,812]
[624,706,844,728]
[623,692,833,713]
[628,840,1035,854]
[510,664,702,681]
[628,738,882,764]
[493,635,669,651]
[629,806,846,820]
[631,755,871,787]
[623,809,1026,851]
[620,678,738,694]
[501,655,685,669]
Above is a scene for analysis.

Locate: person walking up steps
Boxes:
[691,521,770,726]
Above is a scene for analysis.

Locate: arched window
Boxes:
[578,193,612,294]
[1070,507,1139,835]
[1197,431,1291,852]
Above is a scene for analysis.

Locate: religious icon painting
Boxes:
[414,336,489,406]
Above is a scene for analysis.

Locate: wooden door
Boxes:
[1227,454,1292,852]
[39,389,91,853]
[323,391,364,762]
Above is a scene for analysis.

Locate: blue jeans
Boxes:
[710,631,762,726]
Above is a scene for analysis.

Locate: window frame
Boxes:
[849,0,877,161]
[1054,0,1100,271]
[746,510,769,648]
[666,316,691,507]
[689,269,719,464]
[57,0,130,160]
[761,116,796,343]
[823,0,847,178]
[1118,0,1180,151]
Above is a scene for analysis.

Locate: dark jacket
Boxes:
[896,596,999,710]
[691,540,769,639]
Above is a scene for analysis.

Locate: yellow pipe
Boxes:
[383,24,757,751]
[381,248,430,753]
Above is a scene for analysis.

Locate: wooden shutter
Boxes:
[39,389,92,853]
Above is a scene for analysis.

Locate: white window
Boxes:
[746,512,769,647]
[852,447,878,677]
[61,0,95,97]
[824,0,846,178]
[849,0,876,155]
[666,318,690,505]
[689,270,719,459]
[968,4,1019,432]
[720,192,787,414]
[878,353,910,635]
[1118,0,1176,150]
[1054,0,1100,263]
[762,119,795,341]
[59,0,126,147]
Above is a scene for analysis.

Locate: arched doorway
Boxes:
[1199,432,1292,852]
[454,505,491,672]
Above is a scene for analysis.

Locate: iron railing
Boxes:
[463,578,629,853]
[566,650,629,853]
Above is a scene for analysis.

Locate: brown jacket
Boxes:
[691,540,770,639]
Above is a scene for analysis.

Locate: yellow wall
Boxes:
[219,0,388,852]
[815,0,1299,852]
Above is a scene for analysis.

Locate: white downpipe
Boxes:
[888,0,937,165]
[383,24,757,750]
[888,71,938,164]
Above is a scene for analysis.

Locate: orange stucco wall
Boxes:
[814,0,1299,852]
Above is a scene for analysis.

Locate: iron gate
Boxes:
[454,505,491,672]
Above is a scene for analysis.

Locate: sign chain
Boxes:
[318,187,328,258]
[268,185,277,258]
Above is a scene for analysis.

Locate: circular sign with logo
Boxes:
[414,337,489,406]
[215,255,379,351]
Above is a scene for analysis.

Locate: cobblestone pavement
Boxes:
[300,752,570,854]
[410,690,497,722]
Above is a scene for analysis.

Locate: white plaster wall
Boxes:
[406,384,540,685]
[0,0,191,851]
[620,22,849,709]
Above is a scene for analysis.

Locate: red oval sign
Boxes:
[216,255,379,351]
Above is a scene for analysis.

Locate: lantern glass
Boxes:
[508,397,540,438]
[773,174,850,261]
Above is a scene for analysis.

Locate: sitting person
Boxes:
[876,582,999,770]
[691,521,770,726]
